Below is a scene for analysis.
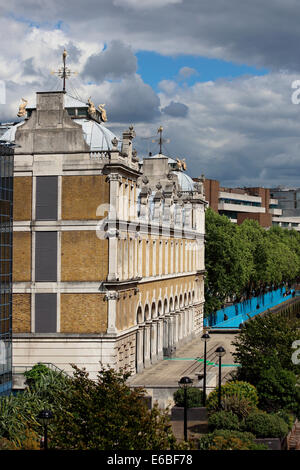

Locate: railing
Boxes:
[286,419,300,450]
[12,362,71,377]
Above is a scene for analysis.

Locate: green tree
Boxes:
[232,312,300,385]
[49,365,180,450]
[173,387,203,408]
[256,367,300,414]
[205,209,253,315]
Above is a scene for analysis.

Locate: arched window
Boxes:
[151,302,156,319]
[145,303,150,321]
[137,306,143,324]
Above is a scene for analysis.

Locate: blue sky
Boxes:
[2,0,300,187]
[136,51,268,91]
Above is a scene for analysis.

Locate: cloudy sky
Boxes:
[1,0,300,187]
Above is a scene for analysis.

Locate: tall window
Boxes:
[35,231,57,281]
[36,176,58,220]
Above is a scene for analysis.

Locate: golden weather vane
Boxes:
[51,49,78,92]
[151,126,170,154]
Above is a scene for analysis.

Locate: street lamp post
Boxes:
[38,409,54,450]
[215,346,226,410]
[201,332,210,406]
[178,376,193,442]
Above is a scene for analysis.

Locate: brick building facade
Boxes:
[4,91,206,378]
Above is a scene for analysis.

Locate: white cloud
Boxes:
[113,0,182,9]
[1,3,300,188]
[178,67,197,79]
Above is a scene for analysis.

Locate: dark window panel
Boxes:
[36,176,58,220]
[35,231,57,281]
[35,293,57,333]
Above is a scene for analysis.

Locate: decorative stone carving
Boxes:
[17,98,28,118]
[132,149,139,162]
[106,173,122,183]
[104,292,119,301]
[87,97,96,116]
[98,104,108,122]
[105,228,120,238]
[111,137,118,150]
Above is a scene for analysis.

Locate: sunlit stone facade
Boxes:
[5,90,206,379]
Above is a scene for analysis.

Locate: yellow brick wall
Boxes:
[13,294,31,333]
[61,175,109,220]
[13,177,32,221]
[13,232,31,282]
[116,289,136,331]
[61,231,108,281]
[60,294,107,333]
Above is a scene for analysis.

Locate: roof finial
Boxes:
[157,126,163,154]
[51,48,77,92]
[151,126,170,154]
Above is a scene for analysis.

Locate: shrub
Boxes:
[208,411,240,431]
[0,438,18,450]
[24,363,52,386]
[221,395,255,419]
[206,381,259,413]
[173,387,203,408]
[198,430,268,450]
[242,411,289,438]
[273,410,296,430]
[256,367,299,414]
[16,428,40,450]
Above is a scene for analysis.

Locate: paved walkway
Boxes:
[128,332,238,390]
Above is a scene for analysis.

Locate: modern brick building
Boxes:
[270,187,300,231]
[199,177,300,231]
[3,90,206,379]
[198,177,284,228]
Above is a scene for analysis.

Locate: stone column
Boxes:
[150,320,158,364]
[107,173,121,220]
[184,307,189,338]
[168,315,176,356]
[138,239,143,277]
[163,316,169,357]
[106,292,119,334]
[157,318,164,360]
[144,322,151,368]
[173,313,179,345]
[180,242,184,273]
[189,308,194,336]
[165,241,169,275]
[146,240,150,277]
[152,240,156,277]
[136,326,144,373]
[107,229,120,281]
[159,240,163,276]
[178,311,183,343]
[123,238,128,280]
